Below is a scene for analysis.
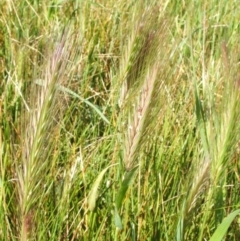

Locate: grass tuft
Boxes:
[1,0,240,240]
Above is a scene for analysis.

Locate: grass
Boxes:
[1,0,240,240]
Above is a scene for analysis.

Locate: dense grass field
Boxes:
[1,0,240,240]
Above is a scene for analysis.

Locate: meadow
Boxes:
[1,0,240,240]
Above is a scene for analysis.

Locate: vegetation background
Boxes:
[1,0,240,240]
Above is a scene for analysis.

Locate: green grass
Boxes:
[1,0,240,240]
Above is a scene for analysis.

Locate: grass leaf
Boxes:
[115,166,138,210]
[58,85,110,125]
[114,206,123,229]
[88,164,117,211]
[209,209,240,241]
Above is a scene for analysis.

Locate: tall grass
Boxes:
[1,0,240,240]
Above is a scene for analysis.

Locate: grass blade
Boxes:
[114,206,123,229]
[88,164,117,211]
[115,165,138,210]
[209,209,240,241]
[58,85,110,125]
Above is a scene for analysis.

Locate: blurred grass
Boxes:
[1,0,240,240]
